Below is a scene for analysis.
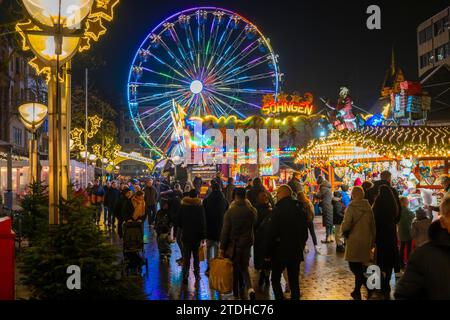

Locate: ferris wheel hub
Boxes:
[190,80,204,94]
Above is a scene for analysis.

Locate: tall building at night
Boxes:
[417,6,449,78]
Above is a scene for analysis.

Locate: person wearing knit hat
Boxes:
[354,178,362,187]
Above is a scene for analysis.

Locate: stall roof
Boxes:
[296,126,450,165]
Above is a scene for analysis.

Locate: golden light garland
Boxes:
[296,126,450,164]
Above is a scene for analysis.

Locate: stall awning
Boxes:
[296,126,450,165]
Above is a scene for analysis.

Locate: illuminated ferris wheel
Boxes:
[127,7,281,157]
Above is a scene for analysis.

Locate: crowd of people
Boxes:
[72,170,450,300]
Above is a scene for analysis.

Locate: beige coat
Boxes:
[341,199,376,263]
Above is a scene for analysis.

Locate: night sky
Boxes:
[72,0,450,111]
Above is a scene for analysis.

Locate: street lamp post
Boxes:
[18,102,48,184]
[19,0,95,225]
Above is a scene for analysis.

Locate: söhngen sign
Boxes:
[261,101,314,116]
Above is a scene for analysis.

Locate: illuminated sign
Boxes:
[261,93,315,116]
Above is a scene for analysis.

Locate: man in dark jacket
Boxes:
[288,171,304,196]
[315,176,334,243]
[193,175,203,194]
[203,180,229,274]
[115,188,134,239]
[105,182,121,229]
[219,187,257,300]
[395,197,450,300]
[366,171,401,221]
[267,185,308,300]
[90,179,105,225]
[144,179,158,226]
[177,189,206,284]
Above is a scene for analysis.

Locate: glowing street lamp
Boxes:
[18,103,48,183]
[22,0,95,29]
[16,0,119,225]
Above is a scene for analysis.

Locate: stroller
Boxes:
[122,220,149,276]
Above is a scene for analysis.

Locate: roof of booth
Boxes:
[296,126,450,164]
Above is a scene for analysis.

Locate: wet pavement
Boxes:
[109,217,398,300]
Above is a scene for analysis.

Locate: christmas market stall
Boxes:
[296,125,450,211]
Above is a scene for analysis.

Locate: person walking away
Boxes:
[103,181,112,227]
[219,188,257,300]
[90,179,105,225]
[115,188,134,238]
[254,190,273,287]
[288,171,304,196]
[169,184,184,266]
[155,198,173,262]
[341,185,351,208]
[332,191,346,252]
[193,175,203,194]
[245,178,253,192]
[395,197,450,299]
[315,176,334,243]
[361,181,373,200]
[341,186,376,300]
[106,182,121,229]
[183,183,192,198]
[203,180,229,275]
[266,185,308,300]
[297,191,320,254]
[372,185,400,299]
[177,189,206,284]
[225,177,235,203]
[366,171,401,221]
[247,177,275,208]
[411,208,432,248]
[398,197,415,268]
[144,179,158,227]
[213,172,224,191]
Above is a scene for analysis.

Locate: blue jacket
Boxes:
[341,191,350,208]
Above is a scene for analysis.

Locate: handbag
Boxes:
[209,258,233,294]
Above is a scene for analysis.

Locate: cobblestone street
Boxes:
[112,218,397,300]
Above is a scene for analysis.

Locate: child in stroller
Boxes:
[155,198,173,262]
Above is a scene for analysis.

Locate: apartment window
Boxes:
[434,15,449,36]
[124,138,130,144]
[435,43,450,61]
[13,127,23,146]
[125,126,130,132]
[420,51,434,68]
[134,138,140,144]
[419,26,433,44]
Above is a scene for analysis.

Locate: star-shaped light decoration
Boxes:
[88,115,103,138]
[70,128,85,151]
[84,17,107,42]
[89,0,120,21]
[92,144,102,158]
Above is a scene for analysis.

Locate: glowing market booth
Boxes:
[296,125,450,211]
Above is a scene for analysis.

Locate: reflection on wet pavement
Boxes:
[107,218,396,300]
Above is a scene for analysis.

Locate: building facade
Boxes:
[417,6,450,78]
[118,108,151,177]
[0,39,48,199]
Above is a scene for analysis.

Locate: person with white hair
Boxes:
[395,197,450,299]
